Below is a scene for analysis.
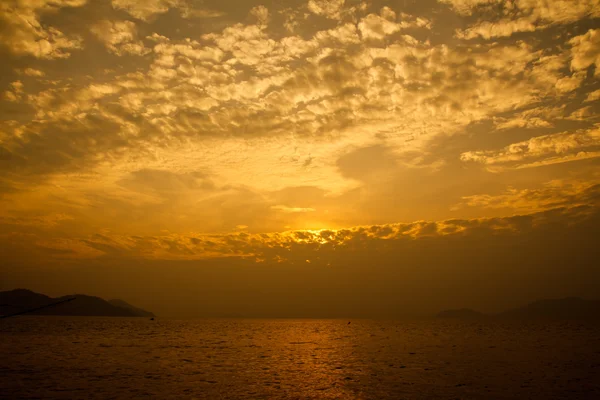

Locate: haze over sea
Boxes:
[1,317,599,399]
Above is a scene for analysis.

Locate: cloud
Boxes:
[17,68,45,77]
[492,105,567,130]
[4,201,600,317]
[0,0,598,265]
[337,145,398,181]
[1,3,581,183]
[567,106,595,121]
[4,201,598,262]
[181,8,225,19]
[494,117,552,130]
[446,0,600,39]
[355,9,431,42]
[438,0,501,16]
[307,0,345,20]
[117,169,215,196]
[0,8,589,221]
[110,0,225,21]
[90,20,149,56]
[110,0,181,21]
[280,7,301,33]
[461,126,600,170]
[4,81,24,102]
[0,213,74,228]
[0,0,600,320]
[0,0,86,58]
[271,205,316,213]
[585,89,600,103]
[570,29,600,76]
[250,5,269,25]
[358,12,402,41]
[455,180,600,213]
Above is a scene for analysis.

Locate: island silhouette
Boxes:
[2,289,598,320]
[0,289,154,318]
[437,297,600,320]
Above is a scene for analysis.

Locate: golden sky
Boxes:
[1,0,599,316]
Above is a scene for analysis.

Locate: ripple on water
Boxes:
[1,318,600,399]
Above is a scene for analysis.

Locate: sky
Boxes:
[1,0,599,317]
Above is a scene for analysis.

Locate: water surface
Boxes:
[1,318,599,399]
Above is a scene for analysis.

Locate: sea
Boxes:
[1,317,599,399]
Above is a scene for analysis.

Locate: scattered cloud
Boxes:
[438,0,501,16]
[307,0,345,20]
[0,213,74,228]
[90,20,149,56]
[570,29,600,76]
[455,180,600,213]
[1,0,599,317]
[111,0,181,21]
[271,205,317,213]
[4,202,598,261]
[585,89,600,103]
[0,0,598,277]
[444,0,600,39]
[18,68,45,77]
[0,0,85,58]
[461,126,600,170]
[250,5,269,26]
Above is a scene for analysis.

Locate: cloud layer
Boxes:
[0,0,599,315]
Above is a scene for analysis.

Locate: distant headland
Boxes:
[0,289,154,318]
[437,297,600,320]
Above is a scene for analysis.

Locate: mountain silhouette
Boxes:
[499,297,600,320]
[437,297,600,320]
[108,299,155,317]
[0,289,154,317]
[436,308,485,319]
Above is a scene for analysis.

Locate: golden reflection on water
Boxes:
[2,318,600,399]
[274,320,356,398]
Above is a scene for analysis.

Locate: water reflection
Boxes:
[2,317,599,399]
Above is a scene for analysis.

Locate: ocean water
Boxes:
[1,318,599,399]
